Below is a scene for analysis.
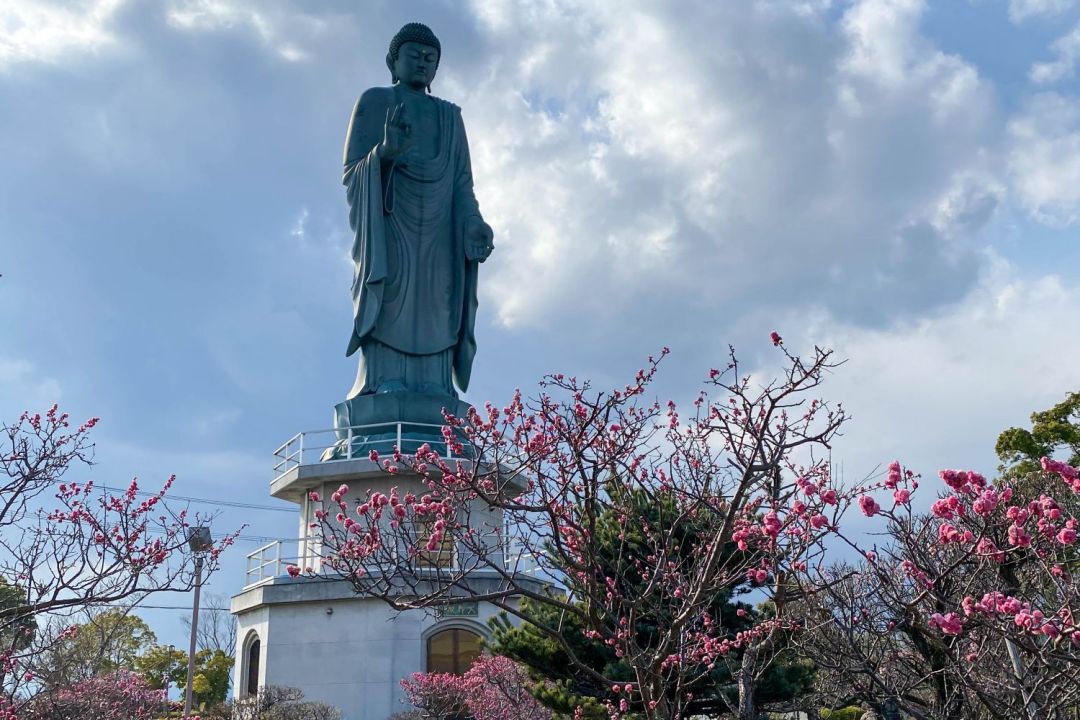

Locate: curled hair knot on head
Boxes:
[387,22,441,91]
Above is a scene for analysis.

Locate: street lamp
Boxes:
[183,526,212,718]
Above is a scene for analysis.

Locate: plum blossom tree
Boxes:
[314,340,855,720]
[0,406,235,707]
[21,669,165,720]
[485,490,814,718]
[797,458,1080,720]
[393,669,468,720]
[396,654,552,720]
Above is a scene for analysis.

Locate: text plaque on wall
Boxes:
[435,602,479,618]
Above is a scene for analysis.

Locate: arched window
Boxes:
[242,632,261,697]
[426,628,482,675]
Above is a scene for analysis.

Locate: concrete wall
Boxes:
[233,605,269,698]
[249,457,526,718]
[233,589,500,720]
[309,475,507,573]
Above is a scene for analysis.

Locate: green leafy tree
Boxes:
[186,648,234,708]
[490,486,814,718]
[34,608,156,690]
[132,643,186,690]
[135,645,231,709]
[996,391,1080,476]
[0,578,35,653]
[0,577,35,694]
[996,391,1080,523]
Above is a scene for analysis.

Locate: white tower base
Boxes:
[234,430,538,720]
[232,578,505,719]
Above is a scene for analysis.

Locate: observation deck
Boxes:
[248,422,540,591]
[269,421,470,503]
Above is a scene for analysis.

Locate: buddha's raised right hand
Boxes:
[377,102,411,162]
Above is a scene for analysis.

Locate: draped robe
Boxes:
[342,86,481,397]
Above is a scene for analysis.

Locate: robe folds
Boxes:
[342,86,481,394]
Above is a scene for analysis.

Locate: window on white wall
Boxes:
[426,628,481,675]
[243,633,261,696]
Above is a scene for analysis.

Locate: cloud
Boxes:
[1009,92,1080,225]
[0,357,63,412]
[194,407,243,436]
[290,207,310,245]
[0,0,124,69]
[931,173,1003,238]
[1030,22,1080,84]
[1009,0,1078,22]
[98,437,263,486]
[0,0,1077,648]
[452,0,998,331]
[164,0,329,62]
[792,259,1080,483]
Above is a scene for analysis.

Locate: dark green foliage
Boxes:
[0,577,35,653]
[753,649,815,707]
[489,603,618,720]
[490,485,813,717]
[819,708,864,720]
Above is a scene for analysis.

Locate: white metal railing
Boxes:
[243,537,321,588]
[242,532,539,589]
[272,422,469,483]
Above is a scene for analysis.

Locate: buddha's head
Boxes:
[387,23,441,92]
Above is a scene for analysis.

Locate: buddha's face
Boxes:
[392,41,439,90]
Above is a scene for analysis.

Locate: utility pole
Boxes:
[183,527,212,718]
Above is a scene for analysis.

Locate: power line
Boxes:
[98,485,296,513]
[234,534,295,543]
[93,486,315,544]
[144,529,299,544]
[125,605,230,611]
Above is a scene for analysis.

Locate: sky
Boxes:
[1,0,1079,657]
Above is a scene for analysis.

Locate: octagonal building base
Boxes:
[233,449,537,720]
